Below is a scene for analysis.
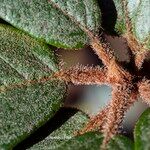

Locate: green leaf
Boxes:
[111,0,150,49]
[45,131,133,150]
[54,132,103,150]
[107,135,134,150]
[0,24,66,149]
[0,0,101,49]
[29,112,89,150]
[134,108,150,150]
[28,111,134,150]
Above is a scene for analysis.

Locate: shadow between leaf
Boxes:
[14,108,77,150]
[98,0,117,35]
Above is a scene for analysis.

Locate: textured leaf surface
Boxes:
[29,112,89,150]
[0,24,66,149]
[107,135,134,150]
[113,0,150,48]
[54,132,103,150]
[50,132,133,150]
[0,0,101,48]
[134,108,150,150]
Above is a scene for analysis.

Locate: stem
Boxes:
[138,79,150,105]
[101,84,136,147]
[54,65,108,85]
[78,106,108,135]
[122,0,148,69]
[90,35,113,67]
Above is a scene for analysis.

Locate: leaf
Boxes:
[0,0,101,49]
[115,0,150,48]
[0,24,66,149]
[43,130,133,150]
[107,0,150,49]
[29,111,89,150]
[28,111,133,150]
[54,132,103,150]
[134,108,150,150]
[107,135,134,150]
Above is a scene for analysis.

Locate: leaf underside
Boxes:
[107,135,134,150]
[0,0,101,49]
[50,132,133,150]
[0,24,66,149]
[55,132,103,150]
[29,112,89,150]
[134,108,150,150]
[113,0,150,48]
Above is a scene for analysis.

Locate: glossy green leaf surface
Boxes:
[0,0,101,48]
[134,108,150,150]
[0,24,66,149]
[29,112,89,150]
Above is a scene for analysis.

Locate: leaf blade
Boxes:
[55,132,103,150]
[107,135,134,150]
[103,0,150,49]
[0,24,66,149]
[0,0,101,48]
[134,108,150,150]
[29,112,89,150]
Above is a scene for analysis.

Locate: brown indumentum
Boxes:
[54,65,107,85]
[139,79,150,105]
[122,0,149,70]
[0,0,149,149]
[53,0,150,145]
[47,5,150,147]
[55,39,149,147]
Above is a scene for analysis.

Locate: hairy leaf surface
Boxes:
[100,0,150,49]
[0,24,66,149]
[29,112,89,150]
[40,132,132,150]
[55,132,103,150]
[107,135,134,150]
[0,0,101,48]
[110,0,150,49]
[134,108,150,150]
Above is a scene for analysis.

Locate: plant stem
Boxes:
[54,65,108,85]
[102,84,136,147]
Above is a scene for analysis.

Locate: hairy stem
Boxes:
[54,65,108,85]
[90,36,114,67]
[78,106,108,135]
[101,84,136,147]
[122,0,132,34]
[122,0,148,69]
[138,79,150,105]
[125,34,147,69]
